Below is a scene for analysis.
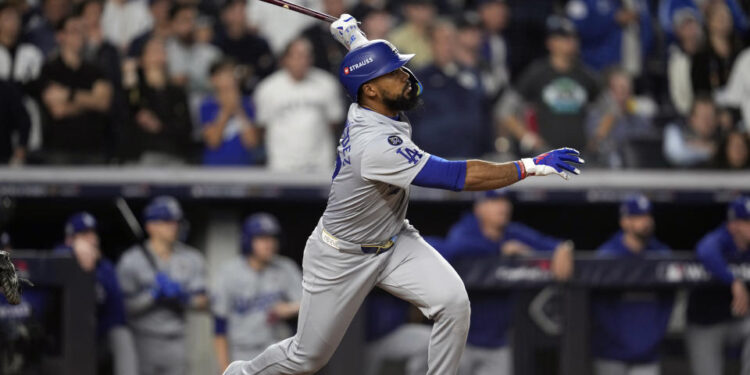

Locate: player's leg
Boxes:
[134,335,186,375]
[376,229,471,375]
[628,362,660,375]
[458,345,478,375]
[224,235,387,375]
[685,323,726,375]
[473,346,512,375]
[363,323,430,375]
[729,316,750,375]
[593,360,628,375]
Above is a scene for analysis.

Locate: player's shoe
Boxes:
[222,360,245,375]
[0,250,23,304]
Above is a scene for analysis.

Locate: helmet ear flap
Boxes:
[402,67,423,96]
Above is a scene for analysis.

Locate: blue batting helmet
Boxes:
[620,194,652,217]
[241,213,281,255]
[728,196,750,221]
[143,196,183,223]
[65,212,98,236]
[339,39,423,101]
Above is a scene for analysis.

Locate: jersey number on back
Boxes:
[396,147,423,165]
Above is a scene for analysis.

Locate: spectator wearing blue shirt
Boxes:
[434,190,573,375]
[686,196,750,375]
[54,212,137,375]
[200,59,261,166]
[409,20,493,159]
[591,194,674,375]
[566,0,653,77]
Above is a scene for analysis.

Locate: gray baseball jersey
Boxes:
[321,104,431,244]
[213,256,302,359]
[116,242,206,336]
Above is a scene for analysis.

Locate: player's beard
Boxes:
[632,226,653,242]
[383,82,420,112]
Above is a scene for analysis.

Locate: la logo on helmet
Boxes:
[344,67,350,75]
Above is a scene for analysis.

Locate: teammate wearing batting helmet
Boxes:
[224,13,584,375]
[686,196,750,375]
[213,213,302,370]
[116,196,207,375]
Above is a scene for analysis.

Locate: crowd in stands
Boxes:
[0,0,749,170]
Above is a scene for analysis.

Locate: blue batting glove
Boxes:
[516,148,585,180]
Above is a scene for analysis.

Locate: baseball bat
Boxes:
[115,197,158,272]
[258,0,338,23]
[115,197,187,316]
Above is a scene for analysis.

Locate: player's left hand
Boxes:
[520,148,584,180]
[330,14,368,51]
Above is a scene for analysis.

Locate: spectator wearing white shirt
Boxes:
[717,46,750,133]
[165,4,221,98]
[667,8,702,116]
[101,0,152,51]
[253,37,343,172]
[245,0,320,55]
[0,2,44,88]
[663,96,720,168]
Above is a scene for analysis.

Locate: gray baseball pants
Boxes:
[224,222,471,375]
[686,317,750,375]
[134,333,187,375]
[364,323,431,375]
[593,360,659,375]
[459,345,512,375]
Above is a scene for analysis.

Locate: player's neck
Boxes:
[622,232,645,254]
[149,238,173,260]
[480,222,503,241]
[359,101,398,119]
[247,256,267,271]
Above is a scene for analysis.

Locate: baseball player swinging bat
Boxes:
[223,7,584,375]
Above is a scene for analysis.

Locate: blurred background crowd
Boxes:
[1,0,750,170]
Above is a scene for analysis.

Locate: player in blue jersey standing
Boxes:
[223,14,585,375]
[590,195,674,375]
[55,212,138,375]
[433,189,573,375]
[686,196,750,375]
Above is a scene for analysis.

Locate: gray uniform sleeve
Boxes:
[282,260,303,303]
[187,252,207,294]
[361,135,431,190]
[211,267,230,319]
[116,253,156,316]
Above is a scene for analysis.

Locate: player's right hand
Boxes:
[330,14,368,51]
[520,148,584,180]
[732,279,749,316]
[152,272,188,304]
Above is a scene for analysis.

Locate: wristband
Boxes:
[514,160,527,180]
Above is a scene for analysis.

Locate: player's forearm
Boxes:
[214,335,230,371]
[123,290,156,315]
[463,160,519,191]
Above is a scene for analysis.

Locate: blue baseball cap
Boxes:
[65,212,98,236]
[241,213,281,254]
[620,194,652,217]
[728,196,750,221]
[475,189,510,202]
[143,196,183,223]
